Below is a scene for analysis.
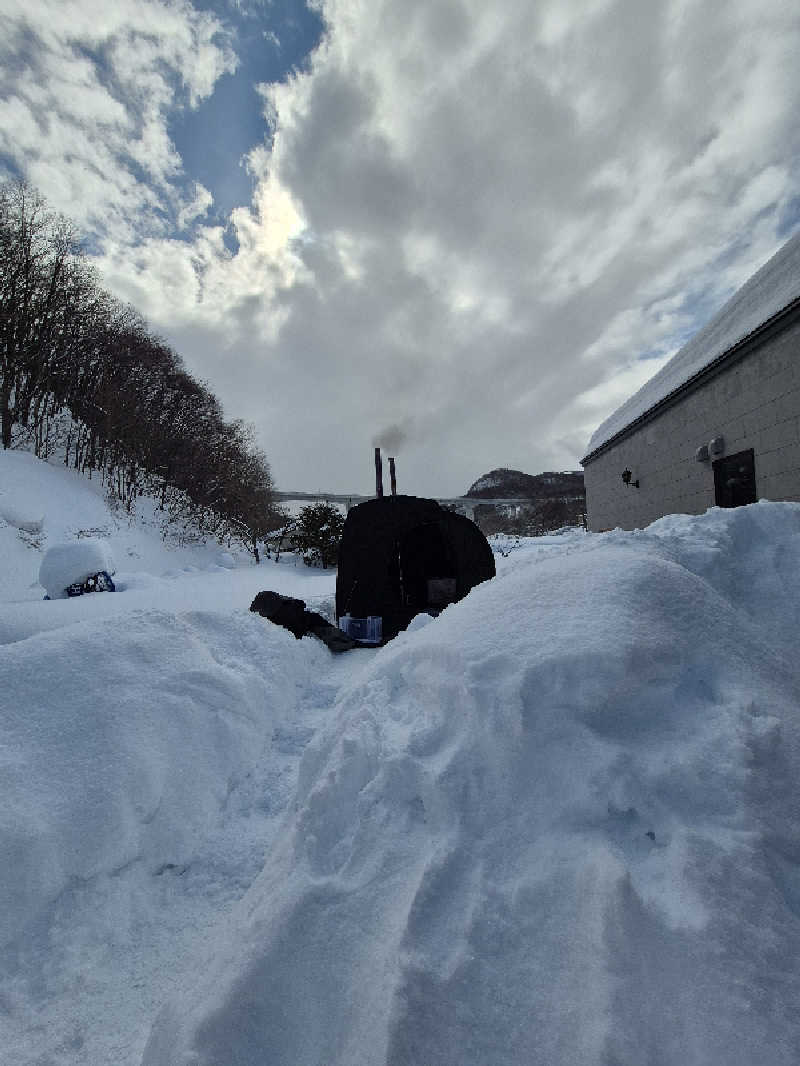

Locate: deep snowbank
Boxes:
[4,446,800,1066]
[1,612,306,940]
[143,503,800,1066]
[0,448,344,1064]
[1,606,340,1064]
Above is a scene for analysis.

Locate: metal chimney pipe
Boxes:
[388,456,397,496]
[374,447,384,497]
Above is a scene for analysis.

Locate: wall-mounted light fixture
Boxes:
[621,468,640,489]
[709,436,725,458]
[695,444,710,462]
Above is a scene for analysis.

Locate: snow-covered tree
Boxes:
[293,503,345,568]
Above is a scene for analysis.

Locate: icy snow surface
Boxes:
[586,229,800,455]
[3,449,800,1065]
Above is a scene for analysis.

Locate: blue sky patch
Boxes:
[169,0,325,225]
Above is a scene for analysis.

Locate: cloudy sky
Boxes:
[2,0,800,496]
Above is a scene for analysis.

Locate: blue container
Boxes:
[339,615,383,645]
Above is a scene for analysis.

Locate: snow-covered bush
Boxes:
[38,538,116,599]
[293,504,346,568]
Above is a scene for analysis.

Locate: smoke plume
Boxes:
[372,420,412,455]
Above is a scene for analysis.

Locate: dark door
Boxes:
[399,522,456,608]
[713,448,756,508]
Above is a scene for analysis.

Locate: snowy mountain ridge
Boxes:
[465,467,587,534]
[465,466,585,499]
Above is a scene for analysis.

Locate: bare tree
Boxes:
[1,180,281,552]
[0,180,100,448]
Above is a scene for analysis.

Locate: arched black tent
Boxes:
[335,495,496,645]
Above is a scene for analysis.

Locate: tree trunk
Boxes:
[1,395,11,449]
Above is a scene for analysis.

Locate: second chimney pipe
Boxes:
[375,447,384,497]
[388,457,397,496]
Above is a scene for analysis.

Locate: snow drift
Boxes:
[143,503,800,1066]
[3,440,800,1066]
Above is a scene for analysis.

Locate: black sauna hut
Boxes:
[335,495,496,645]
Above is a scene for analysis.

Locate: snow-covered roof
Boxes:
[584,229,800,458]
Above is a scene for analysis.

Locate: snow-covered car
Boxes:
[39,538,116,600]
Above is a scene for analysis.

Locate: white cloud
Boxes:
[3,0,800,495]
[241,0,800,490]
[0,0,235,239]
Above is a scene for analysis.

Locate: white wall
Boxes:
[583,315,800,531]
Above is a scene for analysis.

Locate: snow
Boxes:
[470,473,505,492]
[3,447,800,1065]
[586,229,800,455]
[38,537,116,598]
[0,500,44,533]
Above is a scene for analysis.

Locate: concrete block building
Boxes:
[581,232,800,531]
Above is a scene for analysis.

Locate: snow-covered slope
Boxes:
[3,449,800,1065]
[0,449,247,603]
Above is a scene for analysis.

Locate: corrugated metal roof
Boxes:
[584,229,800,459]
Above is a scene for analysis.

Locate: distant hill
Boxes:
[464,468,586,534]
[466,468,584,500]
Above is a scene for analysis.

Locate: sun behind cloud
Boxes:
[3,0,800,496]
